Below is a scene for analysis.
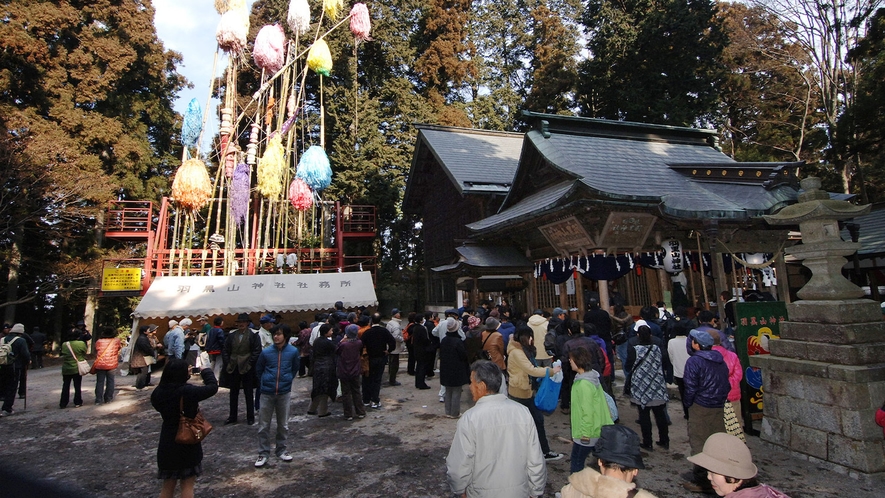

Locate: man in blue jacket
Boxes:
[682,328,729,493]
[254,325,299,467]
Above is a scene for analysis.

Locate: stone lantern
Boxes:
[757,177,885,475]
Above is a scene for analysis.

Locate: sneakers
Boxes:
[344,416,354,421]
[278,452,293,462]
[370,402,381,409]
[439,396,445,403]
[255,455,268,468]
[544,452,563,461]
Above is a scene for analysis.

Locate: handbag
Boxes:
[66,341,91,376]
[473,332,494,362]
[175,397,213,444]
[534,371,562,414]
[360,348,370,377]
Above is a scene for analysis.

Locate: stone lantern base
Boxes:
[750,299,885,476]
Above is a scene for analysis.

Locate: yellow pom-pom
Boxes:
[307,39,333,76]
[257,136,287,199]
[215,0,245,14]
[172,159,213,211]
[323,0,343,19]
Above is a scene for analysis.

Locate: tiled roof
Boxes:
[841,203,885,255]
[467,181,575,231]
[416,125,522,194]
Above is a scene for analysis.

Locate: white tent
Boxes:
[133,271,377,319]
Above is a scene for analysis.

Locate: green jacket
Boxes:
[61,340,87,376]
[570,370,613,443]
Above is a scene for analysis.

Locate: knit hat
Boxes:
[485,317,500,331]
[345,324,359,338]
[168,320,178,328]
[179,318,193,327]
[690,329,715,348]
[687,433,757,479]
[593,425,645,469]
[446,317,460,332]
[9,323,24,334]
[391,308,400,316]
[468,315,481,329]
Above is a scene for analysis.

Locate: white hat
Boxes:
[168,320,178,328]
[179,318,193,327]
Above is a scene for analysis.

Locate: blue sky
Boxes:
[153,0,258,148]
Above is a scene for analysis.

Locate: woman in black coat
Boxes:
[150,359,218,498]
[438,318,470,418]
[307,324,337,417]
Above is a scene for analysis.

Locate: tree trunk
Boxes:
[4,230,23,323]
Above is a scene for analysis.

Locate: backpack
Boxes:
[0,336,20,366]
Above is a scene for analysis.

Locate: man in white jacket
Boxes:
[386,308,404,386]
[446,361,546,497]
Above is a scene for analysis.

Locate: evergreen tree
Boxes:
[577,0,727,126]
[523,0,581,116]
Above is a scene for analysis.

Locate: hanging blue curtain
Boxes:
[536,254,638,283]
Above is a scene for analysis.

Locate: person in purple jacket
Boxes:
[682,328,730,494]
[336,324,367,421]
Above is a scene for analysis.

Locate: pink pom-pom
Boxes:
[253,24,287,74]
[288,177,313,211]
[349,4,371,41]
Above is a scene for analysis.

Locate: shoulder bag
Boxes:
[175,396,213,444]
[473,332,493,362]
[66,341,91,376]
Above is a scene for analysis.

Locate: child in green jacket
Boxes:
[568,346,614,473]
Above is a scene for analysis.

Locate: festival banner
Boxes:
[734,301,787,422]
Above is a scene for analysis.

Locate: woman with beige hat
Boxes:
[687,433,790,497]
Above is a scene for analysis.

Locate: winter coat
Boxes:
[559,467,657,498]
[255,343,299,395]
[713,344,743,402]
[446,394,546,497]
[335,338,363,381]
[570,370,613,445]
[311,337,337,399]
[1,334,31,368]
[439,332,470,388]
[683,349,730,409]
[626,343,669,408]
[527,314,550,361]
[481,330,506,371]
[386,317,404,354]
[60,340,87,376]
[130,333,155,369]
[93,338,122,371]
[506,339,551,399]
[498,321,516,348]
[151,369,218,475]
[204,326,226,354]
[583,308,613,343]
[411,321,433,353]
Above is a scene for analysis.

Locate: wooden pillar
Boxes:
[599,279,610,311]
[559,279,569,311]
[775,249,791,304]
[576,273,586,317]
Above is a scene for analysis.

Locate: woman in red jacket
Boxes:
[93,326,122,404]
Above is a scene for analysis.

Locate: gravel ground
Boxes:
[1,357,883,497]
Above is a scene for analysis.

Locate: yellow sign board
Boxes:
[102,268,142,292]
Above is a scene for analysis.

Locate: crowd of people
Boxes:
[0,293,793,498]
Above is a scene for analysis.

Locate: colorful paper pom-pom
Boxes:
[287,0,311,36]
[172,159,213,211]
[323,0,344,20]
[216,7,250,53]
[288,177,314,211]
[307,39,332,76]
[257,135,287,199]
[253,24,287,74]
[296,145,332,191]
[231,162,251,227]
[181,98,202,147]
[214,0,245,14]
[349,4,371,41]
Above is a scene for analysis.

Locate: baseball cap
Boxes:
[259,314,275,324]
[690,329,715,348]
[552,307,566,316]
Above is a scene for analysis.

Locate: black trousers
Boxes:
[415,351,431,388]
[638,404,669,446]
[406,342,416,375]
[228,368,255,421]
[362,356,386,403]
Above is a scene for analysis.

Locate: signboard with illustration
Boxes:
[734,301,787,421]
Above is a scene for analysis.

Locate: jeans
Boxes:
[510,395,551,455]
[60,374,83,408]
[339,376,366,418]
[388,353,400,384]
[362,356,386,404]
[94,369,116,403]
[616,342,630,379]
[444,385,462,417]
[257,392,291,457]
[228,368,255,422]
[570,443,594,474]
[638,404,669,447]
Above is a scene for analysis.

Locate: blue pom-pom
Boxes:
[296,145,332,191]
[181,98,202,147]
